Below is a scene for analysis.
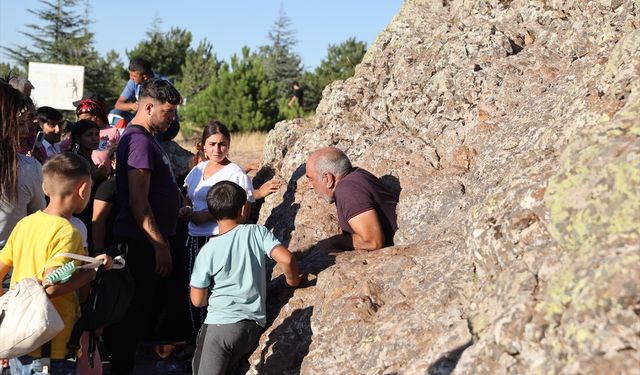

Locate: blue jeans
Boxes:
[9,356,75,375]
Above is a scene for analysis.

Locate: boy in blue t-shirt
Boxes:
[190,180,300,375]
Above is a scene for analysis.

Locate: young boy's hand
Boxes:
[96,254,114,270]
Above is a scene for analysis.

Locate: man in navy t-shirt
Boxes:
[305,147,398,251]
[104,78,182,375]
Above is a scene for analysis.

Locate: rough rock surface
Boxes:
[249,1,640,374]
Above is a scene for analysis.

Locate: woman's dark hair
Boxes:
[206,180,247,220]
[36,106,63,127]
[0,81,31,203]
[190,120,231,168]
[71,119,99,145]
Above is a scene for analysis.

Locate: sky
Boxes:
[0,0,403,71]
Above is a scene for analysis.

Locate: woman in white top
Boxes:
[179,120,278,333]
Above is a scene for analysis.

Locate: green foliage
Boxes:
[259,7,302,100]
[2,0,125,105]
[181,47,278,133]
[177,39,219,101]
[3,0,91,67]
[278,97,305,120]
[303,37,367,111]
[0,62,25,80]
[85,50,127,105]
[127,21,192,83]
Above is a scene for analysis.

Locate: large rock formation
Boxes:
[249,1,640,373]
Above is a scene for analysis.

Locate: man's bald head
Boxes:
[307,147,352,180]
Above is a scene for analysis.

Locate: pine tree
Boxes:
[177,39,219,102]
[0,63,25,80]
[181,47,278,134]
[127,22,192,83]
[2,0,126,104]
[303,37,367,111]
[3,0,91,66]
[259,7,303,101]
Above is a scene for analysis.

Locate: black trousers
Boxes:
[102,237,160,375]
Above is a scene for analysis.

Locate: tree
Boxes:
[259,7,303,101]
[2,0,126,104]
[85,50,127,104]
[303,37,367,111]
[0,63,25,80]
[127,21,192,83]
[181,47,278,135]
[177,39,219,102]
[3,0,91,67]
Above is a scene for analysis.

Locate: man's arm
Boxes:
[128,168,172,276]
[114,96,138,112]
[318,209,385,251]
[348,209,385,250]
[91,199,112,252]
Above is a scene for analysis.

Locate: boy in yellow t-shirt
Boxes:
[0,153,112,374]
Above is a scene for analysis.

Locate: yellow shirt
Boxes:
[0,210,84,359]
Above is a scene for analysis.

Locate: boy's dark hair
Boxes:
[207,181,247,221]
[139,78,181,105]
[36,106,63,126]
[128,57,153,75]
[43,153,91,195]
[71,119,99,144]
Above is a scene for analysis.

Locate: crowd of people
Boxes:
[0,56,399,375]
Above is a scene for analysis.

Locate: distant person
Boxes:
[190,180,301,375]
[288,81,304,108]
[15,96,47,164]
[75,95,120,174]
[91,146,118,256]
[104,78,182,375]
[0,81,46,249]
[305,147,398,251]
[35,106,64,160]
[113,57,180,141]
[70,119,109,246]
[8,76,35,97]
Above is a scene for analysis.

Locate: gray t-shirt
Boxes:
[0,154,46,247]
[190,224,279,327]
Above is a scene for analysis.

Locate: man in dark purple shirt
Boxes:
[106,78,181,375]
[305,147,398,251]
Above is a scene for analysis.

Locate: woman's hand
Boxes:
[255,178,282,199]
[178,205,193,220]
[190,210,212,225]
